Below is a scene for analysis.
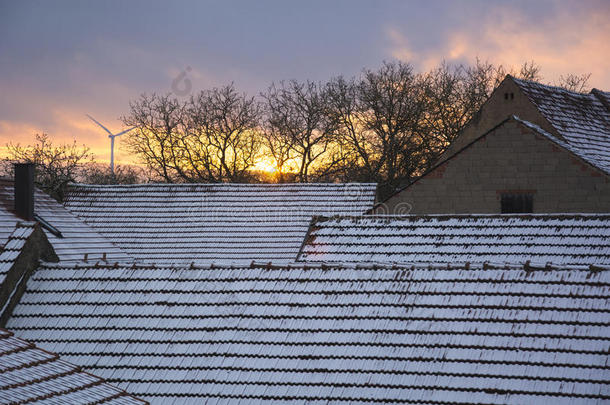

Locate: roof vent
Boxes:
[14,163,35,221]
[34,214,63,238]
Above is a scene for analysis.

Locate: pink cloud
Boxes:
[387,4,610,88]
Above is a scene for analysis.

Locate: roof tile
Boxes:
[0,328,146,404]
[6,260,609,404]
[297,214,610,265]
[63,183,377,264]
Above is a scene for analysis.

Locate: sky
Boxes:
[0,0,609,164]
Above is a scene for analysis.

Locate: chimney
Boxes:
[14,163,35,220]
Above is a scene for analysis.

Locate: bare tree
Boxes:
[421,63,475,152]
[3,134,92,201]
[421,61,498,152]
[556,73,591,93]
[326,61,429,197]
[325,75,370,182]
[325,60,550,197]
[122,84,261,183]
[517,61,543,82]
[262,80,339,182]
[185,84,261,182]
[122,93,186,182]
[260,124,295,182]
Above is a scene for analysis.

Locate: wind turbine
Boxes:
[86,114,135,174]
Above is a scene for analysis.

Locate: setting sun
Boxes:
[253,158,278,173]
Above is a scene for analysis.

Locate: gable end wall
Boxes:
[379,120,610,214]
[440,78,557,161]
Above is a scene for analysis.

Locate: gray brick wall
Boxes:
[378,119,610,214]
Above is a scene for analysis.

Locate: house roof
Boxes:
[0,179,132,263]
[6,260,609,404]
[511,77,610,173]
[63,183,377,264]
[0,328,146,404]
[297,214,610,265]
[0,222,36,288]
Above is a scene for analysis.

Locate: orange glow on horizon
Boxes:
[253,158,279,174]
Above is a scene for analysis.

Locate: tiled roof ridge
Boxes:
[68,182,378,189]
[512,77,609,132]
[101,392,610,404]
[19,326,610,342]
[15,310,609,327]
[36,259,609,272]
[510,79,610,171]
[300,206,610,266]
[314,213,610,221]
[40,340,610,354]
[510,75,597,97]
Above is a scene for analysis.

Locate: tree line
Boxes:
[121,60,589,198]
[3,59,590,201]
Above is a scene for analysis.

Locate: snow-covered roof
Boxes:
[512,77,610,174]
[63,183,377,264]
[0,222,36,287]
[0,328,146,404]
[297,214,610,265]
[0,179,132,263]
[6,260,609,404]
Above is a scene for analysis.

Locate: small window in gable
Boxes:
[501,193,533,213]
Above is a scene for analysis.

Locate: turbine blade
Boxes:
[86,114,113,135]
[114,127,136,137]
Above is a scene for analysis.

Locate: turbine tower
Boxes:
[86,115,134,174]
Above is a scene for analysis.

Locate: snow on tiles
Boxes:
[0,328,146,404]
[297,214,610,265]
[5,260,609,404]
[63,183,377,264]
[0,179,133,263]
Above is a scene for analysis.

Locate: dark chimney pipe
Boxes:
[14,163,35,220]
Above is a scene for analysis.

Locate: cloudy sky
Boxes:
[1,0,609,163]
